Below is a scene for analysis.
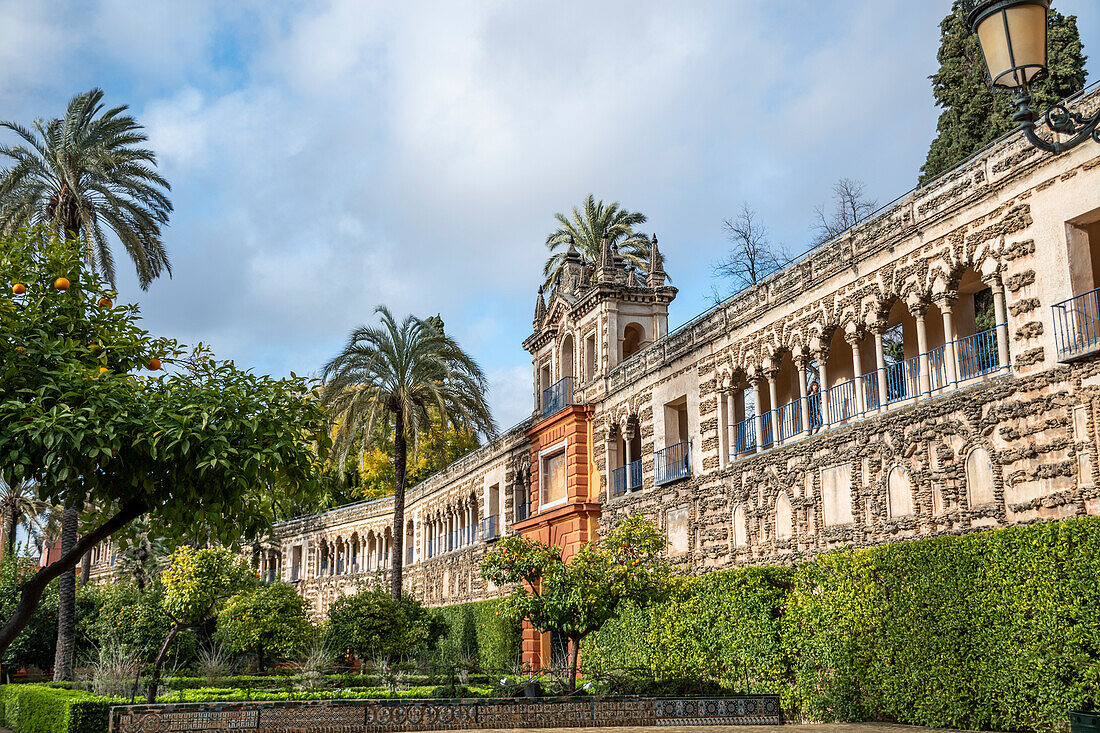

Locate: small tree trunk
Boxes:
[390,409,407,601]
[147,624,181,702]
[79,550,92,588]
[567,636,580,693]
[1,506,16,561]
[53,505,78,681]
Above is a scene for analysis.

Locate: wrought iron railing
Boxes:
[1053,288,1100,361]
[628,459,643,490]
[777,397,804,442]
[827,378,858,423]
[885,355,921,404]
[515,500,530,522]
[861,370,881,412]
[482,514,499,540]
[541,376,575,418]
[955,327,1000,379]
[654,441,690,485]
[731,416,757,457]
[406,548,413,565]
[611,465,627,497]
[927,344,949,392]
[290,566,300,582]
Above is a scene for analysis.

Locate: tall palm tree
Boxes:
[543,194,652,288]
[321,307,497,599]
[0,88,173,681]
[0,479,49,561]
[0,87,173,289]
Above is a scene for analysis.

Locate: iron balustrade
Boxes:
[406,548,413,565]
[611,465,627,497]
[541,376,575,419]
[515,500,530,522]
[759,412,775,449]
[1053,288,1100,361]
[290,566,300,582]
[383,552,389,568]
[861,371,881,412]
[777,397,805,442]
[628,459,643,490]
[885,355,921,404]
[731,416,758,457]
[654,441,690,485]
[266,570,277,583]
[927,345,949,392]
[955,327,1000,379]
[482,514,499,540]
[827,379,858,423]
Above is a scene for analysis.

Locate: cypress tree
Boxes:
[919,1,1087,185]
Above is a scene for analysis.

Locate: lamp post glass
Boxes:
[968,0,1050,89]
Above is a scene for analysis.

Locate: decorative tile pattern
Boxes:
[108,695,781,733]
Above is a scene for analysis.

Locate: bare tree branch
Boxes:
[811,178,878,246]
[712,203,787,298]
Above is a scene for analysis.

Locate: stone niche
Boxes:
[821,464,854,526]
[666,505,690,555]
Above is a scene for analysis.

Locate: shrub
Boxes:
[0,684,113,733]
[216,583,311,670]
[435,599,522,671]
[327,588,445,662]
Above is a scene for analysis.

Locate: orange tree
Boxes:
[479,514,670,691]
[0,229,327,654]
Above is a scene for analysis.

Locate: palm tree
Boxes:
[0,87,173,289]
[321,307,497,599]
[0,88,173,681]
[0,479,49,561]
[543,194,652,288]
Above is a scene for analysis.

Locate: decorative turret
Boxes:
[533,285,546,326]
[561,236,586,294]
[649,234,666,287]
[599,232,615,283]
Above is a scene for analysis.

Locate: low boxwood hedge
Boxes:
[0,684,115,733]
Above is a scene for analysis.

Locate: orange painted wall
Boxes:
[514,404,600,669]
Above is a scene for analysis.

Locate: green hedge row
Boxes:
[0,684,114,733]
[435,598,522,671]
[585,517,1100,732]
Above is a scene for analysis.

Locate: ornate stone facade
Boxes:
[88,88,1100,671]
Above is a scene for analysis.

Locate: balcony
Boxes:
[654,441,690,486]
[482,514,499,540]
[611,459,643,498]
[727,326,1005,462]
[541,376,576,419]
[290,566,300,582]
[515,500,531,523]
[1053,289,1100,361]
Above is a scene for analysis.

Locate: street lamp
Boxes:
[968,0,1099,153]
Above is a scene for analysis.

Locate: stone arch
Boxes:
[886,465,915,517]
[732,506,748,547]
[622,322,646,360]
[965,446,996,506]
[560,333,575,380]
[774,492,793,540]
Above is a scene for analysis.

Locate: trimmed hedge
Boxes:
[0,684,114,733]
[586,517,1100,732]
[435,599,522,670]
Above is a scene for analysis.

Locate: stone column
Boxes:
[727,392,737,458]
[911,301,931,397]
[795,355,810,436]
[847,330,866,416]
[935,291,959,387]
[624,421,635,489]
[986,275,1011,372]
[816,348,831,427]
[765,366,781,444]
[751,376,765,452]
[718,389,730,465]
[872,324,888,411]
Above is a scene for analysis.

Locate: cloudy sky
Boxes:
[3,1,1097,430]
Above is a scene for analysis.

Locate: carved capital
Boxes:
[982,272,1004,293]
[932,290,958,310]
[907,298,930,319]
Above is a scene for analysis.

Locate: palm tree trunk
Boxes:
[390,409,406,601]
[53,505,78,681]
[1,506,15,561]
[79,549,92,588]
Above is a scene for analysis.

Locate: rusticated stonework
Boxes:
[82,88,1100,673]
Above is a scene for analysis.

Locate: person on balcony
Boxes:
[808,381,823,434]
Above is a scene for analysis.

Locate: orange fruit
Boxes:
[98,297,113,308]
[148,357,162,371]
[54,277,70,291]
[15,346,24,353]
[12,283,25,295]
